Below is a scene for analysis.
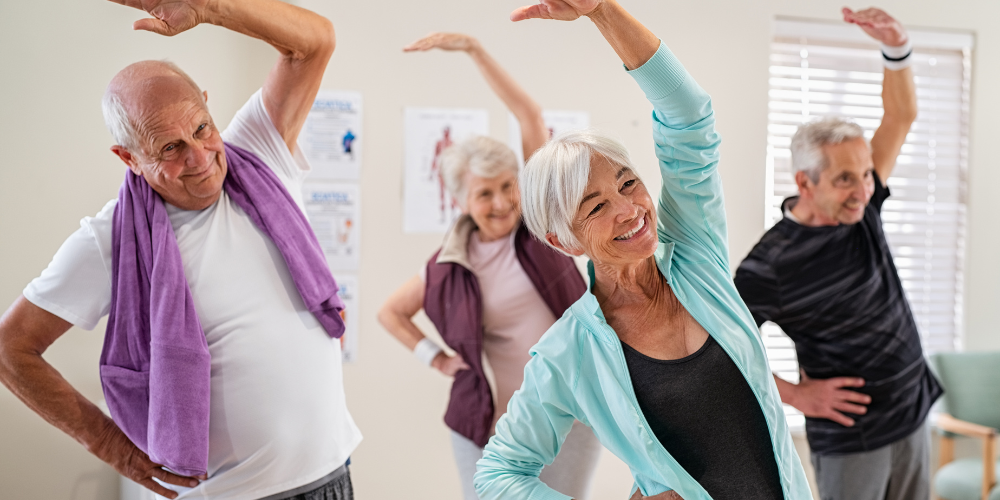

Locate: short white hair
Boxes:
[101,60,202,152]
[519,129,635,255]
[438,136,518,206]
[790,118,868,182]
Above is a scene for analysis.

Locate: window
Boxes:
[763,19,973,429]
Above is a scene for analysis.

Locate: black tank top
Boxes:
[622,335,783,499]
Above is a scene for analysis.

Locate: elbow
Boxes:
[318,17,336,57]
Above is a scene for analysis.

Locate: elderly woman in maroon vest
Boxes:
[378,32,602,500]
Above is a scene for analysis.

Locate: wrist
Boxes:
[585,0,614,24]
[413,338,443,367]
[881,39,913,71]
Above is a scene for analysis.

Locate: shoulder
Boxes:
[221,90,311,182]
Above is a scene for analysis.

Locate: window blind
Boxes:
[764,19,973,429]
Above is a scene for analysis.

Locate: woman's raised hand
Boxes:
[510,0,603,22]
[404,32,480,53]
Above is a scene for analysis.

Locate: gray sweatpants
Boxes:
[451,421,602,500]
[811,423,930,500]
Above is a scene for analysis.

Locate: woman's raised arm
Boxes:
[404,33,548,160]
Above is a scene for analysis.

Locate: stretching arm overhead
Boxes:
[843,7,918,184]
[404,32,548,160]
[109,0,336,152]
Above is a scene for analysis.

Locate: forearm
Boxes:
[466,44,547,158]
[377,309,428,351]
[585,0,659,71]
[882,66,918,124]
[207,0,334,61]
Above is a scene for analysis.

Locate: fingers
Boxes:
[831,376,865,388]
[833,401,868,415]
[151,466,201,488]
[133,18,173,35]
[840,389,872,405]
[826,410,856,427]
[139,478,180,499]
[511,4,547,22]
[403,33,437,52]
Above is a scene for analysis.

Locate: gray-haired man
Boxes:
[734,7,942,500]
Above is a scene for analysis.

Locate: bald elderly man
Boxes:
[0,0,360,499]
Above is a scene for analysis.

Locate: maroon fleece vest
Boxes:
[423,223,586,448]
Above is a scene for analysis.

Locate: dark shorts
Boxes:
[260,465,353,500]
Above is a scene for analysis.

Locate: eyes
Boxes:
[476,181,515,199]
[158,123,211,158]
[588,179,636,217]
[832,169,874,187]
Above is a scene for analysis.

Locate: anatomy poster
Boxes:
[300,90,363,180]
[507,110,591,166]
[403,107,489,233]
[302,182,360,271]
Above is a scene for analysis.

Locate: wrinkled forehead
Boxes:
[822,137,873,175]
[127,75,206,120]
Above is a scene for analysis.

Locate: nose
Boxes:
[185,141,213,169]
[613,195,639,223]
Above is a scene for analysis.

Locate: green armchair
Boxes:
[931,352,1000,500]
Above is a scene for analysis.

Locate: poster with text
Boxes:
[507,110,591,166]
[403,107,489,233]
[301,90,362,180]
[335,274,359,363]
[303,182,360,271]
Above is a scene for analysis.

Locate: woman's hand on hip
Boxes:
[510,0,603,22]
[432,352,471,377]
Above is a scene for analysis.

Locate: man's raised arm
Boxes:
[110,0,336,151]
[843,7,918,184]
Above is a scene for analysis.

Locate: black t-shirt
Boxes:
[734,175,943,454]
[623,336,784,499]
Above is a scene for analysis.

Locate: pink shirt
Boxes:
[466,229,558,430]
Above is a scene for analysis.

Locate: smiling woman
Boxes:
[473,1,814,499]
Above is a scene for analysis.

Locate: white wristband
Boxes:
[881,40,913,71]
[414,338,443,367]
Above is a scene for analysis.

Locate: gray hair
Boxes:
[519,129,635,255]
[790,118,868,182]
[439,136,519,207]
[101,60,202,153]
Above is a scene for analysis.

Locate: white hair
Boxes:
[101,60,202,152]
[438,136,519,207]
[519,129,635,255]
[790,118,868,182]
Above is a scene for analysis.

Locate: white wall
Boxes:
[1,0,997,499]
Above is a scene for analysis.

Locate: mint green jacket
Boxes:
[474,43,813,500]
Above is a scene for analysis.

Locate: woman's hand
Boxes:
[431,352,471,377]
[404,32,481,53]
[510,0,603,22]
[629,488,684,500]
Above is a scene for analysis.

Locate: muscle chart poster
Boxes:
[302,182,361,272]
[403,107,489,233]
[507,110,591,166]
[300,90,363,180]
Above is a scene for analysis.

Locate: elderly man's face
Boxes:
[110,73,227,211]
[571,156,657,266]
[797,137,875,225]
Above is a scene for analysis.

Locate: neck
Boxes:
[789,196,837,227]
[592,255,665,308]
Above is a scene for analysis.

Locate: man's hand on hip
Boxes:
[92,419,205,499]
[789,370,871,427]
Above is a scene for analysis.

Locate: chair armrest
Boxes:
[934,414,998,500]
[936,414,998,439]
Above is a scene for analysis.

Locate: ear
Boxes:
[202,90,209,104]
[794,170,812,194]
[545,232,586,257]
[110,146,143,177]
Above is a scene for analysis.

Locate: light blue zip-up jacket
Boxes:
[474,42,813,500]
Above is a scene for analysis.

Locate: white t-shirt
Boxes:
[23,90,362,500]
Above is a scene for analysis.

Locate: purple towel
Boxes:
[100,143,345,477]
